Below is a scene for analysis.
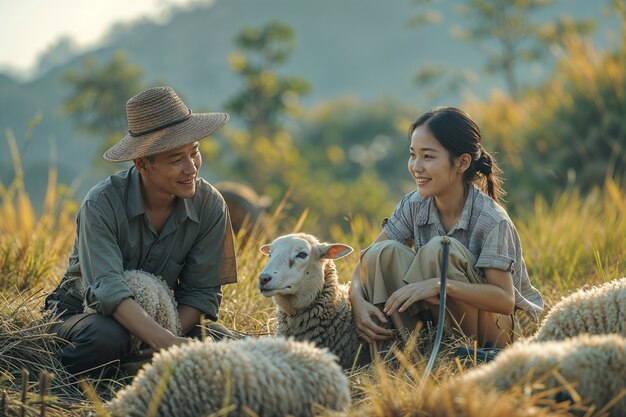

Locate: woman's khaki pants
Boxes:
[354,236,507,358]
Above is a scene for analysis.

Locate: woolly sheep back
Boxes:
[107,336,351,417]
[84,270,180,352]
[456,333,626,416]
[531,277,625,342]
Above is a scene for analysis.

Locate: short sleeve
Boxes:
[382,192,415,244]
[175,196,237,318]
[475,220,518,272]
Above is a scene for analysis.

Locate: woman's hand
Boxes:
[351,291,394,343]
[384,278,442,316]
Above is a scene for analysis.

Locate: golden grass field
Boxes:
[1,147,626,416]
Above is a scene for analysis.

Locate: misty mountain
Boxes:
[0,0,615,204]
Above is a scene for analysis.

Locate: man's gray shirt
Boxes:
[48,166,237,321]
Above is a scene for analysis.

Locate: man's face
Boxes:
[140,141,202,200]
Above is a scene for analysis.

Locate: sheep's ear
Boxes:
[259,244,271,256]
[319,243,353,260]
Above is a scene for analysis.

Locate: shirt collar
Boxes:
[127,166,145,220]
[181,197,199,224]
[126,166,199,224]
[416,185,477,231]
[417,196,435,226]
[455,186,477,232]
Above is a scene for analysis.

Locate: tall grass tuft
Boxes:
[0,289,93,414]
[0,126,76,291]
[517,178,626,297]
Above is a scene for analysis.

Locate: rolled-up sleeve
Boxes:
[78,200,133,316]
[475,220,517,272]
[383,193,415,244]
[175,198,237,319]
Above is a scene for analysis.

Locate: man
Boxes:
[44,86,238,374]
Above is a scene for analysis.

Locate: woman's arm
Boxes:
[384,267,515,316]
[446,267,515,314]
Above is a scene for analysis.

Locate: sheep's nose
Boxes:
[259,273,272,286]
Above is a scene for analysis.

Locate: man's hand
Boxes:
[113,298,190,351]
[137,335,190,357]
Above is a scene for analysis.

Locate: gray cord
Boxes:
[417,235,450,392]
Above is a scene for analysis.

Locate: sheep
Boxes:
[258,233,371,369]
[531,277,626,342]
[215,181,271,236]
[454,333,626,416]
[84,269,181,352]
[106,336,351,417]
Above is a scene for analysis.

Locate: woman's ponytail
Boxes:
[476,148,505,204]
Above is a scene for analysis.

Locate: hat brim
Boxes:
[103,112,229,162]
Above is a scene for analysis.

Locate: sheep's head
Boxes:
[258,233,353,314]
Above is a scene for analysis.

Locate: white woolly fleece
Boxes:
[84,269,181,352]
[457,333,626,416]
[107,336,351,417]
[531,277,626,342]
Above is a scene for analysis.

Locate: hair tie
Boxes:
[477,151,492,175]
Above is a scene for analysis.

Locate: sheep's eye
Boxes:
[296,251,308,259]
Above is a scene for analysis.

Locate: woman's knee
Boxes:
[365,240,413,264]
[421,235,463,254]
[421,236,475,270]
[478,310,513,348]
[359,240,415,297]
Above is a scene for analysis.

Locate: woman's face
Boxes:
[408,125,463,198]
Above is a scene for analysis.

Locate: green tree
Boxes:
[214,21,311,196]
[413,64,478,102]
[523,36,626,195]
[225,21,311,137]
[294,98,417,226]
[453,0,594,99]
[63,51,145,160]
[470,34,626,210]
[607,0,625,42]
[297,97,416,192]
[216,22,408,231]
[408,0,478,102]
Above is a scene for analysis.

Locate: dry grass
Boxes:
[2,197,624,415]
[2,131,626,416]
[0,128,76,291]
[517,179,626,295]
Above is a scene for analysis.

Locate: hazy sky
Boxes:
[0,0,196,73]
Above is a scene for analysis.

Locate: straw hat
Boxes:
[103,86,229,162]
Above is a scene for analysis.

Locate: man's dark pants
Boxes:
[46,295,238,375]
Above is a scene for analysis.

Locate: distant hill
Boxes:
[0,0,617,205]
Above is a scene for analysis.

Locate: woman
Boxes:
[350,107,543,352]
